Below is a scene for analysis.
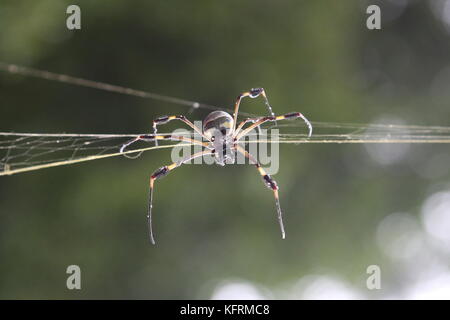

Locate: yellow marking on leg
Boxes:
[153,114,211,142]
[167,163,177,170]
[153,135,209,147]
[232,92,251,131]
[257,166,267,176]
[236,113,305,140]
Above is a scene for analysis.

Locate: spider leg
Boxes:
[235,112,312,141]
[120,134,210,159]
[235,145,285,239]
[152,115,210,146]
[232,88,275,133]
[148,149,213,245]
[234,116,263,137]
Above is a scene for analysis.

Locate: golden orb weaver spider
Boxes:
[120,88,312,244]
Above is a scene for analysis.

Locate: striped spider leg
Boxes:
[234,112,313,141]
[231,111,313,239]
[232,88,276,134]
[234,145,285,239]
[149,149,214,244]
[120,114,213,244]
[120,133,209,159]
[152,114,211,146]
[119,112,215,244]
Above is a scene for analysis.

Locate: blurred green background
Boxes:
[1,0,450,299]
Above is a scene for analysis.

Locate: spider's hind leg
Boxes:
[235,145,285,239]
[147,149,213,245]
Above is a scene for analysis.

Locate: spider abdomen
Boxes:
[202,111,234,140]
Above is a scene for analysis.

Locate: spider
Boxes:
[120,88,312,244]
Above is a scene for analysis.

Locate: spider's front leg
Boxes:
[152,115,210,146]
[119,133,210,160]
[148,149,213,245]
[234,112,313,141]
[232,88,275,132]
[235,145,285,239]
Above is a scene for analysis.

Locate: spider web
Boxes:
[1,62,450,176]
[0,132,188,176]
[1,121,450,176]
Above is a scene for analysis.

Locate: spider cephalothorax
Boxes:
[120,88,312,244]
